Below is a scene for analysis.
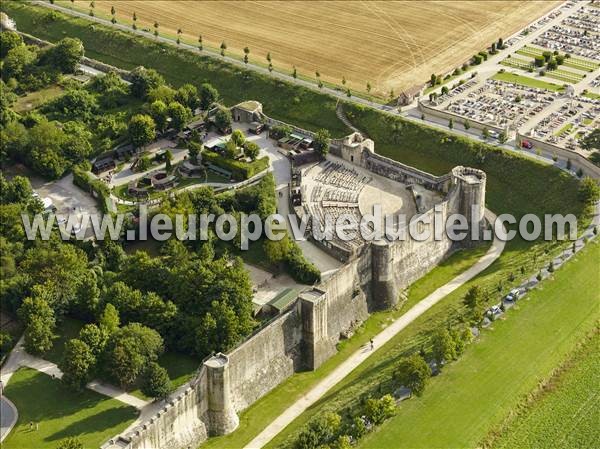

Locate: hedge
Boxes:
[202,151,269,180]
[72,165,111,213]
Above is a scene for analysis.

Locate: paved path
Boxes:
[0,397,18,443]
[0,338,149,411]
[244,210,506,449]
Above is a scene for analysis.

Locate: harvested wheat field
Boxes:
[74,1,561,96]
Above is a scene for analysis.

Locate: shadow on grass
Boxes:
[45,407,136,442]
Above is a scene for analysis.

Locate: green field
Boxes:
[2,368,138,449]
[354,241,599,449]
[492,71,565,92]
[489,330,600,449]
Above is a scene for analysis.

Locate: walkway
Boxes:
[0,338,149,410]
[245,210,506,449]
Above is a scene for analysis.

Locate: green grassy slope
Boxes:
[2,368,138,449]
[357,241,599,449]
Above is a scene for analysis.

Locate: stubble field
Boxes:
[67,0,561,96]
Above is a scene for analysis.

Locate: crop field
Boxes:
[490,331,600,449]
[63,0,561,95]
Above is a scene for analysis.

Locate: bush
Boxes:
[72,164,111,212]
[202,150,269,180]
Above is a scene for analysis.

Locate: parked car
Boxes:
[521,140,533,149]
[488,304,502,316]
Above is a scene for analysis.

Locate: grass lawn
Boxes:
[583,92,600,101]
[555,123,574,137]
[2,368,138,449]
[13,85,63,113]
[489,331,599,449]
[492,71,565,92]
[356,241,600,449]
[201,244,490,449]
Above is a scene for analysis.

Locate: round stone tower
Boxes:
[451,166,487,246]
[205,353,239,436]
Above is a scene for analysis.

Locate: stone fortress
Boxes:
[103,103,486,449]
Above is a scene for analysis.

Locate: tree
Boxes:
[231,129,245,147]
[498,130,508,144]
[441,85,449,95]
[89,1,95,16]
[366,81,372,94]
[266,52,272,63]
[2,45,37,81]
[130,66,165,99]
[168,101,192,131]
[578,177,600,206]
[198,34,203,51]
[463,119,471,130]
[220,41,227,57]
[199,83,219,110]
[150,100,169,133]
[103,323,164,388]
[498,37,504,49]
[24,315,55,355]
[214,108,232,132]
[57,437,84,449]
[313,128,331,157]
[43,37,84,73]
[154,21,159,38]
[0,31,23,58]
[395,353,431,396]
[99,303,120,334]
[141,361,172,400]
[430,73,437,87]
[268,63,274,73]
[60,338,95,390]
[448,118,453,130]
[342,76,346,86]
[581,128,600,152]
[176,83,199,110]
[463,285,485,324]
[176,28,182,45]
[292,66,297,79]
[244,141,260,161]
[243,46,250,65]
[482,128,490,140]
[431,328,457,365]
[79,323,108,356]
[364,395,395,425]
[224,139,239,159]
[129,114,156,148]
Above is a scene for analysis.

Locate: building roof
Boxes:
[267,288,298,312]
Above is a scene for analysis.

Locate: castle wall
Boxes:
[103,369,210,449]
[226,306,303,412]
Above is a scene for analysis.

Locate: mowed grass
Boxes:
[58,0,559,95]
[491,331,600,449]
[13,84,63,113]
[201,244,490,449]
[492,71,565,92]
[2,368,138,449]
[357,241,600,449]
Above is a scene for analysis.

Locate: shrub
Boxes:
[202,150,269,180]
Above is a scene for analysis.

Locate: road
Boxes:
[0,397,17,443]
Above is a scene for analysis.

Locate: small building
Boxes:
[114,144,136,160]
[264,288,298,315]
[397,84,424,106]
[92,157,116,174]
[232,101,263,123]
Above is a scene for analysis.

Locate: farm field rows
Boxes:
[61,0,561,95]
[491,331,600,449]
